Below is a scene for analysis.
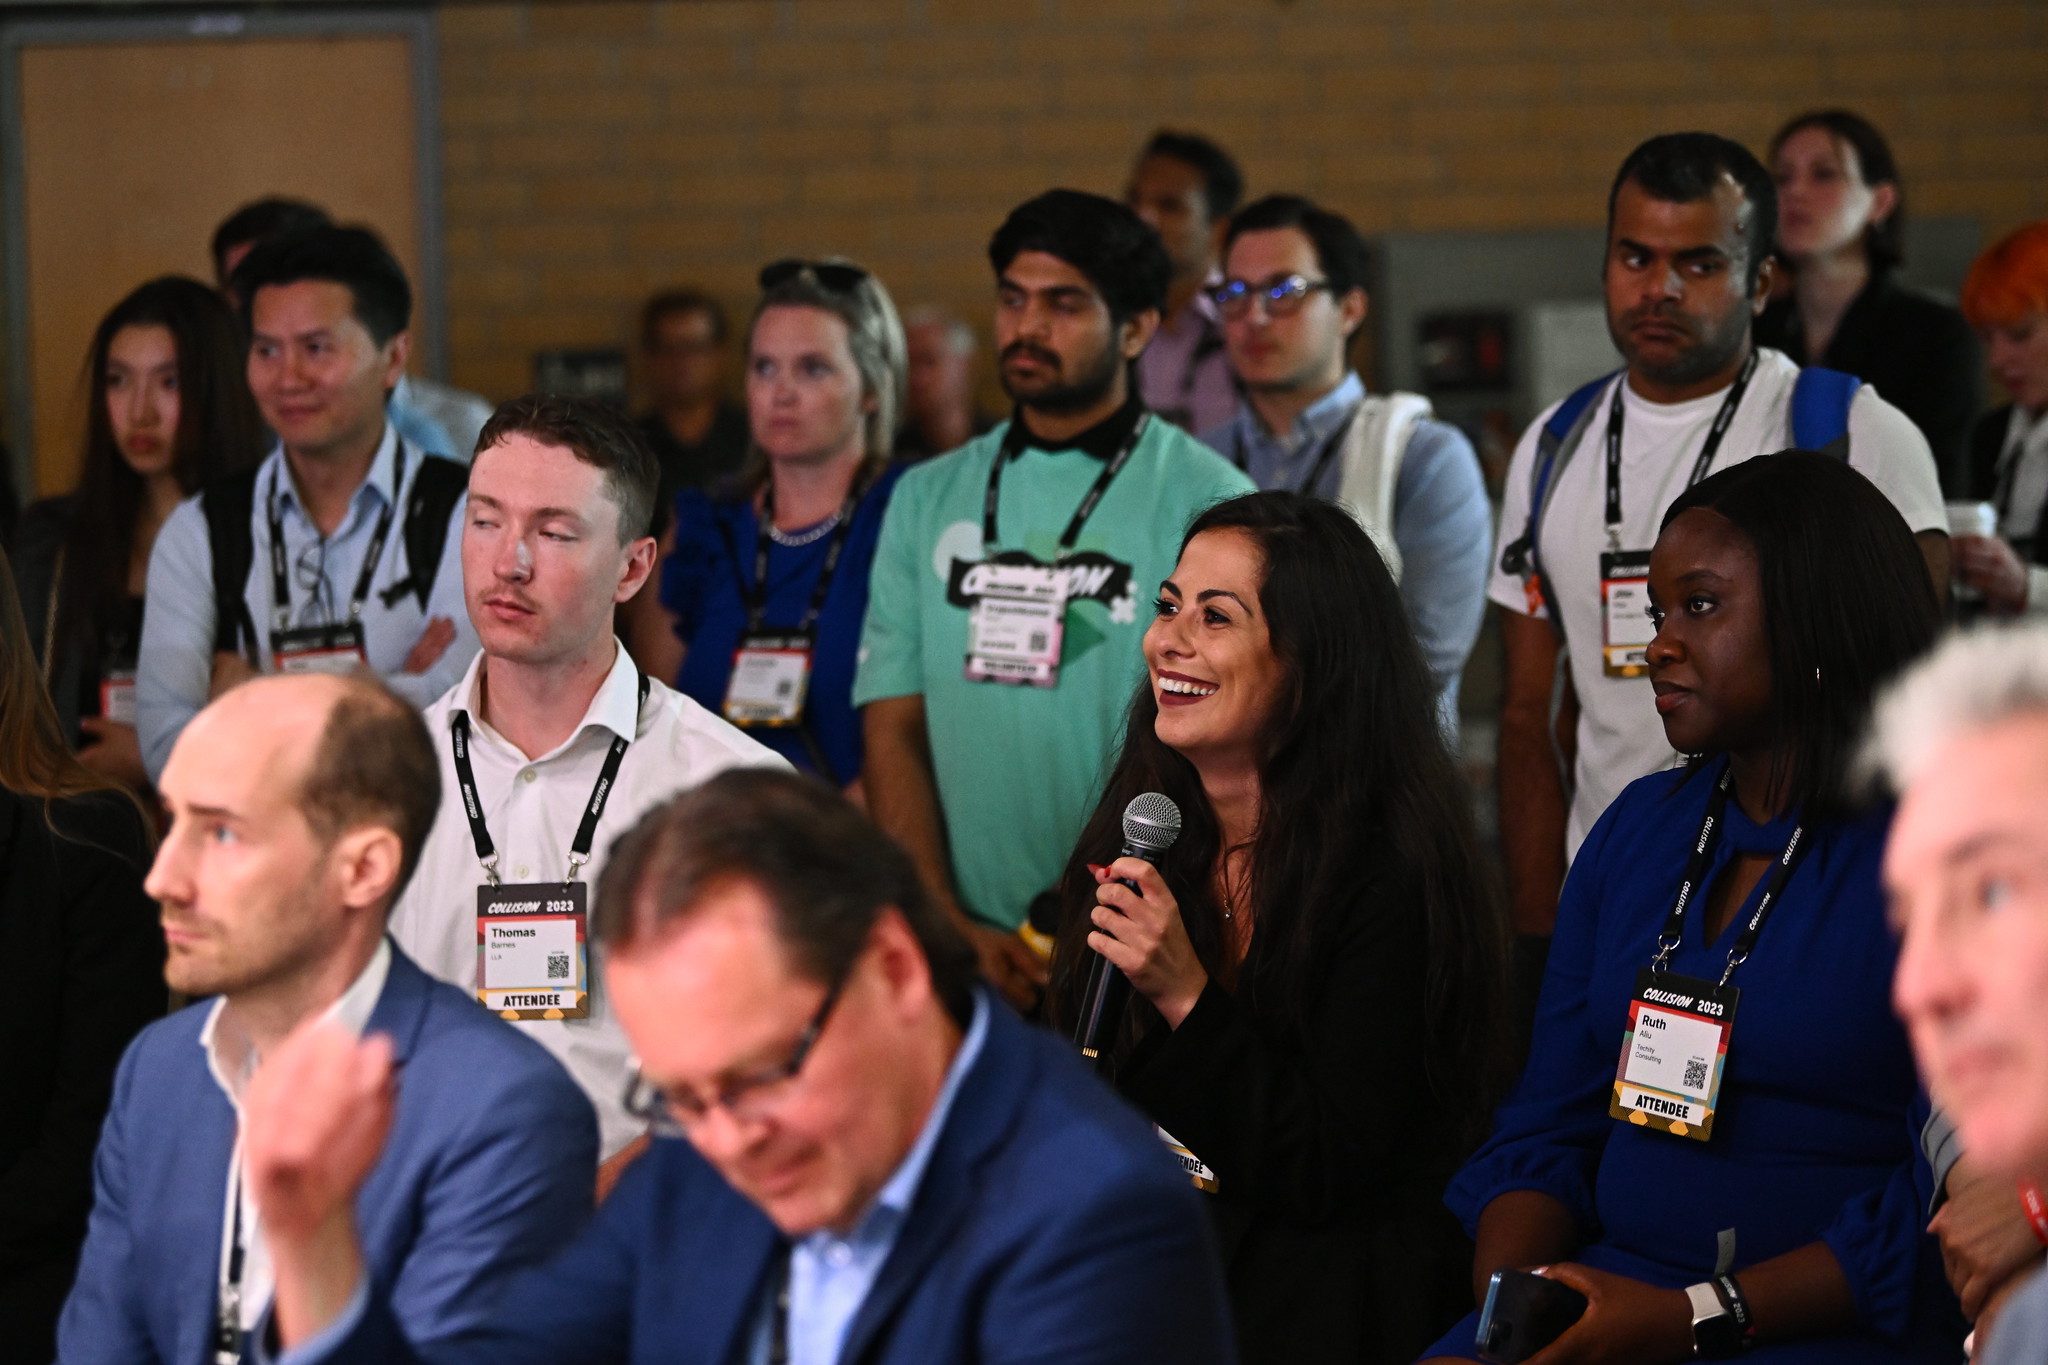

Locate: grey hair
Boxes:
[1863,625,2048,793]
[902,305,976,357]
[744,257,906,464]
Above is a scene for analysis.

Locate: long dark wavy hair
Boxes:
[55,276,263,663]
[1047,491,1509,1113]
[1660,451,1940,819]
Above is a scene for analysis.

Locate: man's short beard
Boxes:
[1614,300,1754,391]
[1001,338,1123,416]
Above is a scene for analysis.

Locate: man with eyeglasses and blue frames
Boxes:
[235,768,1234,1365]
[1200,194,1492,731]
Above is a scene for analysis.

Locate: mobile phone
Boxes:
[1474,1268,1589,1364]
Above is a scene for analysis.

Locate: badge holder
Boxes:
[1599,549,1654,679]
[263,446,397,678]
[964,561,1069,688]
[1155,1125,1220,1194]
[1610,770,1806,1144]
[962,414,1147,689]
[725,629,814,727]
[272,621,370,676]
[450,673,648,1024]
[476,878,590,1020]
[99,668,138,726]
[1610,967,1737,1141]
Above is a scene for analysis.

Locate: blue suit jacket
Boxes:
[311,994,1235,1365]
[57,943,597,1364]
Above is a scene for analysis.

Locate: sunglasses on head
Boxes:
[759,258,870,293]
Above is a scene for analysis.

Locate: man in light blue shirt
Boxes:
[236,768,1232,1365]
[139,225,475,779]
[761,993,989,1363]
[1202,194,1491,724]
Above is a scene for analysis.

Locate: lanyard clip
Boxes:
[480,854,502,888]
[565,851,589,883]
[1651,937,1680,976]
[1718,948,1748,988]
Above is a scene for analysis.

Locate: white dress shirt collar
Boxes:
[200,935,394,1108]
[455,639,644,761]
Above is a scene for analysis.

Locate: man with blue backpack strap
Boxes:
[1492,132,1949,947]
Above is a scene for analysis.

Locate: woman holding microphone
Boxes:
[643,258,906,795]
[1049,490,1509,1365]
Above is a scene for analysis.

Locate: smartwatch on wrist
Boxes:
[1685,1279,1750,1358]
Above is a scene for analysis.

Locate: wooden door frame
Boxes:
[0,6,446,500]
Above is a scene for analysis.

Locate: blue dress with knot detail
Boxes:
[1421,759,1964,1363]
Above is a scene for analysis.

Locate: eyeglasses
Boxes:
[621,973,848,1133]
[1208,274,1335,320]
[759,259,871,294]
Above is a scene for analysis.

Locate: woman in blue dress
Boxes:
[649,259,906,795]
[1422,452,1962,1364]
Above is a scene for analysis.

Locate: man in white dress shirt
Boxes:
[389,393,784,1188]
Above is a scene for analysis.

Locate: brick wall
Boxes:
[436,0,2048,405]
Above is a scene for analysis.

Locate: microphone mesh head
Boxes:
[1121,792,1182,853]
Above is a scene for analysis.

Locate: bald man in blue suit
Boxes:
[57,674,595,1364]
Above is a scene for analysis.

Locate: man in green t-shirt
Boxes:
[856,189,1255,1008]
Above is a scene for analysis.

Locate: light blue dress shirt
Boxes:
[1203,372,1493,724]
[135,422,478,779]
[751,993,991,1365]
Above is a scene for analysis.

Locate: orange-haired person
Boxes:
[1955,222,2048,613]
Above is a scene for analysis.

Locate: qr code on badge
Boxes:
[547,951,570,981]
[1028,632,1048,653]
[1683,1057,1709,1091]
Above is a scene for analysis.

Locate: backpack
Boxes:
[1497,364,1862,629]
[204,450,469,657]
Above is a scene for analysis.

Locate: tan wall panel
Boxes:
[432,0,2048,414]
[20,35,419,496]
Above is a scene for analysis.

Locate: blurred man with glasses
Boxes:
[1203,193,1491,726]
[237,768,1234,1365]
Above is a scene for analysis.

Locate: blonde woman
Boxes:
[643,258,907,797]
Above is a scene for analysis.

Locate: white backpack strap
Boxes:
[1334,391,1433,582]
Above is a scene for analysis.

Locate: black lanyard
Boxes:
[1992,420,2039,528]
[982,413,1150,557]
[767,1243,793,1365]
[1230,399,1356,497]
[213,1177,247,1365]
[449,670,650,886]
[1652,767,1809,987]
[742,477,865,634]
[1603,350,1758,544]
[266,440,404,636]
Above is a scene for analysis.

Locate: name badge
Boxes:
[1155,1124,1219,1194]
[964,562,1068,688]
[724,630,813,727]
[476,881,589,1020]
[1610,967,1737,1142]
[273,622,369,676]
[1599,549,1655,678]
[100,669,137,726]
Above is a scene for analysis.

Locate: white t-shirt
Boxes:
[390,643,787,1156]
[1488,349,1945,858]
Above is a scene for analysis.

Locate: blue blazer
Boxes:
[57,942,597,1364]
[308,994,1236,1364]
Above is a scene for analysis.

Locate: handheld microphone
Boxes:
[1075,792,1182,1061]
